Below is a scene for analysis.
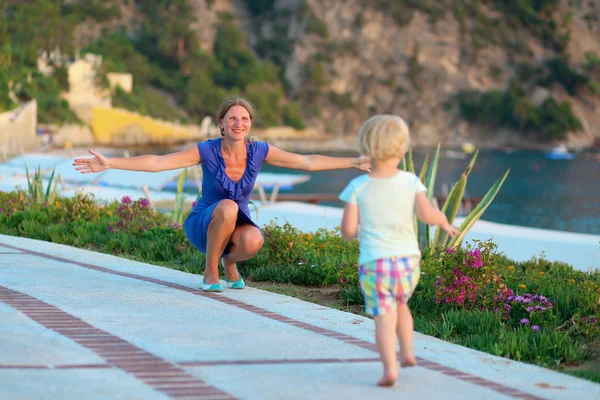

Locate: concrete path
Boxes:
[1,234,599,400]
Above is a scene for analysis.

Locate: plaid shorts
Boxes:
[359,256,421,317]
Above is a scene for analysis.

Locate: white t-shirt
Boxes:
[339,171,427,265]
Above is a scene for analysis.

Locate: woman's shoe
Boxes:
[201,279,224,292]
[226,277,245,289]
[221,258,246,289]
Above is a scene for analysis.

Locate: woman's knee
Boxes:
[242,231,264,255]
[212,199,238,223]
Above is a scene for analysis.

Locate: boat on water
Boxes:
[545,144,575,160]
[444,150,468,160]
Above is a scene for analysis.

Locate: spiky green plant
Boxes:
[400,145,509,251]
[166,168,188,225]
[24,165,60,205]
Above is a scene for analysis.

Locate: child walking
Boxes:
[339,115,460,387]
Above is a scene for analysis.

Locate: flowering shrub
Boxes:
[108,196,166,233]
[0,190,28,217]
[505,293,556,331]
[427,240,510,309]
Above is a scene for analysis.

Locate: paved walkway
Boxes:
[1,234,599,400]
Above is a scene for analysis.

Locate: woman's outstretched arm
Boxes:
[265,145,370,172]
[73,146,201,174]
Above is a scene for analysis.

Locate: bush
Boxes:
[283,102,305,129]
[13,72,80,124]
[456,89,581,141]
[305,15,328,38]
[546,57,590,95]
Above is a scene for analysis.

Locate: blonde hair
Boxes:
[357,114,410,161]
[216,95,258,137]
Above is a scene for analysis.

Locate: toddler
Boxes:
[339,115,459,386]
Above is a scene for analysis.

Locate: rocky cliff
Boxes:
[77,0,600,148]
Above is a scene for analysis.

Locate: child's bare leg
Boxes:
[396,304,417,367]
[374,312,399,386]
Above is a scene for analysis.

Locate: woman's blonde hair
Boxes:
[357,114,410,161]
[216,95,258,137]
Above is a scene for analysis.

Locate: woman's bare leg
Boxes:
[222,225,264,280]
[204,200,238,284]
[374,312,399,387]
[396,304,417,367]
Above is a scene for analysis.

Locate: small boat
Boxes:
[545,144,575,160]
[444,150,468,160]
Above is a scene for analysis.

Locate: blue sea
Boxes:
[258,149,600,235]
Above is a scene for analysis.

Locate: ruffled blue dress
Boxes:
[184,138,270,254]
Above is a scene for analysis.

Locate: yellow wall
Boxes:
[92,107,194,145]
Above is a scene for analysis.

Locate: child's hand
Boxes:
[441,221,460,238]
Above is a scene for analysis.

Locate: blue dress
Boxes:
[184,138,270,254]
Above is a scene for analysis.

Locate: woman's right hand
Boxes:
[73,150,110,174]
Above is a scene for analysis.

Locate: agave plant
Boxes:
[166,168,188,226]
[24,164,60,205]
[401,144,510,251]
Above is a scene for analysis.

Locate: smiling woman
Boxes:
[72,95,370,292]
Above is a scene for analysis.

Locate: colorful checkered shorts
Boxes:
[359,256,421,316]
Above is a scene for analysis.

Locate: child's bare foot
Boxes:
[377,369,398,387]
[400,353,417,368]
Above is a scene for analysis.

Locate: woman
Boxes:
[74,96,370,292]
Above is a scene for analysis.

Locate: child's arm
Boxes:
[340,203,359,241]
[415,192,460,237]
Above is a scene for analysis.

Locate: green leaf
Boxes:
[407,147,415,174]
[419,153,429,185]
[431,150,479,250]
[448,169,510,247]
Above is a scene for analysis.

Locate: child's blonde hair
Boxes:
[357,114,410,161]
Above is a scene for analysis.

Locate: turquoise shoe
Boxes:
[201,279,224,292]
[226,277,245,289]
[221,258,246,290]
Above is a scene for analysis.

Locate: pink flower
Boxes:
[531,325,540,332]
[121,196,132,205]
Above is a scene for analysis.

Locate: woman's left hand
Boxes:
[352,156,371,172]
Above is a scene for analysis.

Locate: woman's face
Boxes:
[220,105,252,140]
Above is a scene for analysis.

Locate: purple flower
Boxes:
[531,325,540,332]
[191,201,197,208]
[107,224,114,232]
[138,199,149,208]
[520,318,530,325]
[121,196,132,205]
[526,306,534,312]
[339,278,344,284]
[446,247,455,254]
